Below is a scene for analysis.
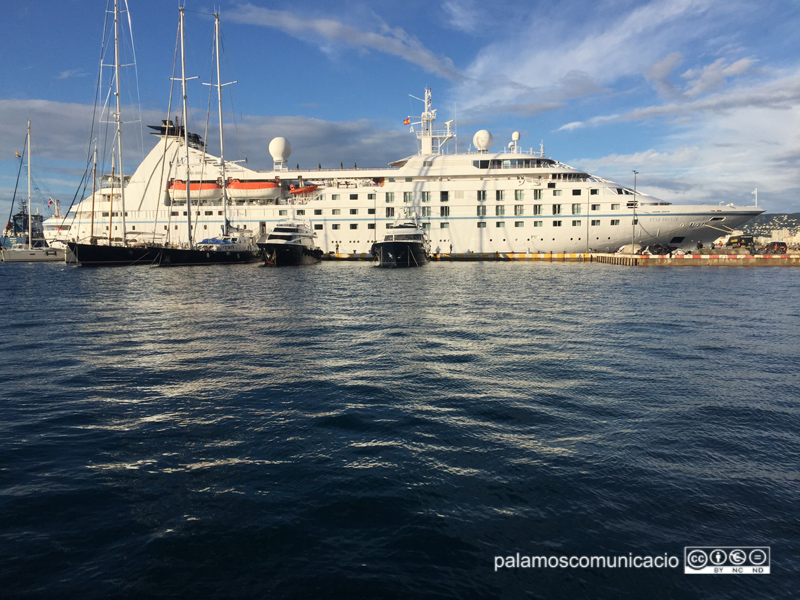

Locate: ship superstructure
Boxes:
[45,88,763,255]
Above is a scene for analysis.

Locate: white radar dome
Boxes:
[269,137,292,162]
[512,131,520,142]
[473,130,493,152]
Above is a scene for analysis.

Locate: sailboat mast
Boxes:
[113,0,127,246]
[27,120,31,250]
[90,144,97,240]
[108,150,115,245]
[214,13,228,236]
[179,6,193,247]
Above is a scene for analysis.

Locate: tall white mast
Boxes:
[179,6,194,247]
[210,13,235,236]
[113,0,127,246]
[26,120,31,250]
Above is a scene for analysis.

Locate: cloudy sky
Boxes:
[2,0,799,219]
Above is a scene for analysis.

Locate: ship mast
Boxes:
[26,120,31,250]
[113,0,128,246]
[179,6,194,247]
[205,12,236,237]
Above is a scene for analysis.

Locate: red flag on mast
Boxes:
[403,118,410,125]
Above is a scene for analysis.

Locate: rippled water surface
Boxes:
[1,261,798,599]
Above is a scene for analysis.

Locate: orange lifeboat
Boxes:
[289,184,318,195]
[226,179,281,200]
[168,180,223,201]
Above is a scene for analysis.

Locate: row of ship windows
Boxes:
[108,219,627,232]
[327,189,628,202]
[302,220,623,231]
[275,203,622,218]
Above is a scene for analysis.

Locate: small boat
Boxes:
[226,179,281,200]
[257,220,323,266]
[371,220,429,267]
[167,179,223,202]
[1,121,65,263]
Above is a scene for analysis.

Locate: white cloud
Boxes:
[225,3,462,81]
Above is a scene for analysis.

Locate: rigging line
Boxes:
[162,22,182,246]
[57,0,113,234]
[123,0,146,165]
[5,135,27,231]
[220,24,243,165]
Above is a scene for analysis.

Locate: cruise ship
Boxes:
[44,88,763,256]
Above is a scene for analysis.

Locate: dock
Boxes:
[324,251,800,266]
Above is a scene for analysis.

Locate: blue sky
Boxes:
[2,0,800,220]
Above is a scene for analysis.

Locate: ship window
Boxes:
[572,220,581,227]
[279,210,288,216]
[368,208,375,215]
[553,221,562,227]
[533,189,542,200]
[164,225,168,230]
[102,212,110,217]
[421,207,431,217]
[572,189,581,196]
[670,236,685,244]
[591,204,600,211]
[440,191,449,202]
[552,204,562,215]
[350,209,358,215]
[205,210,213,215]
[314,224,323,230]
[405,177,413,182]
[496,190,504,201]
[331,194,339,200]
[515,190,524,201]
[611,219,620,226]
[170,211,178,217]
[514,205,524,216]
[590,189,599,195]
[496,221,505,228]
[368,193,376,200]
[572,204,581,214]
[591,220,600,226]
[533,204,543,215]
[633,218,638,225]
[385,192,395,203]
[553,190,562,196]
[548,182,556,188]
[404,192,413,203]
[440,222,449,228]
[496,205,505,216]
[349,194,358,200]
[611,204,620,210]
[422,223,430,229]
[132,226,136,230]
[515,221,524,228]
[332,224,340,230]
[477,206,486,217]
[709,217,725,221]
[297,210,305,215]
[368,223,375,230]
[477,222,487,228]
[203,225,207,230]
[534,221,543,227]
[422,192,431,203]
[440,206,450,217]
[218,211,223,215]
[386,207,395,218]
[332,209,341,215]
[314,209,322,215]
[477,190,487,201]
[350,224,358,229]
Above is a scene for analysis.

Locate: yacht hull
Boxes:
[258,243,323,266]
[0,247,65,262]
[371,241,428,267]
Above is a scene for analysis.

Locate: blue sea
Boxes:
[1,261,798,599]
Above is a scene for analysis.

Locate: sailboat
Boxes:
[1,121,66,263]
[68,6,258,266]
